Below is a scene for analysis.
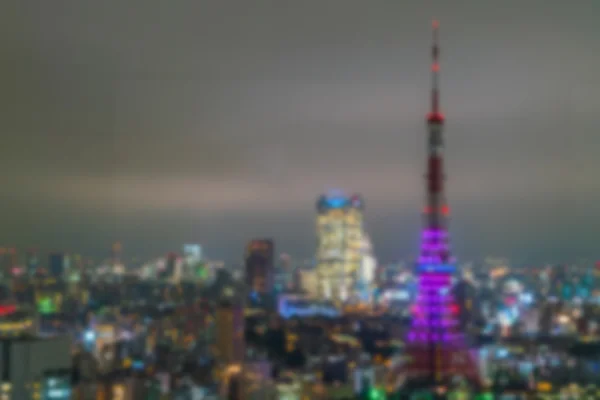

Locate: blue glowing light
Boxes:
[132,360,144,370]
[496,348,509,358]
[317,192,363,211]
[416,264,456,274]
[519,292,533,305]
[326,197,348,208]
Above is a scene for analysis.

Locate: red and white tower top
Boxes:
[427,20,444,125]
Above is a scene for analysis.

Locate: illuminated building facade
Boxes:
[36,292,60,315]
[0,305,36,338]
[278,294,340,319]
[405,21,479,384]
[357,235,377,302]
[215,287,245,365]
[299,269,319,298]
[182,244,203,281]
[244,239,274,297]
[93,324,117,361]
[316,192,365,301]
[183,244,202,263]
[0,336,71,400]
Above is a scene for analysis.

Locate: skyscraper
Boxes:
[215,286,245,365]
[404,21,479,385]
[111,242,121,265]
[357,235,377,302]
[315,192,365,302]
[159,252,177,280]
[110,242,124,276]
[25,249,39,277]
[183,244,202,264]
[0,248,16,278]
[48,252,66,279]
[244,239,274,298]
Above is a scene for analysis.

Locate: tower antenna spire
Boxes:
[429,19,444,122]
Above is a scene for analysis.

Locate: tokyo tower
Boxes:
[404,20,479,385]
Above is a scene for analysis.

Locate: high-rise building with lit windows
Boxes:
[244,239,274,297]
[315,191,365,302]
[0,335,72,400]
[357,235,377,302]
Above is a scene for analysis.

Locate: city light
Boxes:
[0,13,594,400]
[368,388,386,399]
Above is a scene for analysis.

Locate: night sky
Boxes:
[1,1,599,264]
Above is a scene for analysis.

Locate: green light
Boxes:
[368,388,386,400]
[37,297,56,315]
[195,262,207,279]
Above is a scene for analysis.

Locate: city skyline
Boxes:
[1,2,599,263]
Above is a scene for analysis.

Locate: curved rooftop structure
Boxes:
[316,191,364,213]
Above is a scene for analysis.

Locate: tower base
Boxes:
[402,344,480,385]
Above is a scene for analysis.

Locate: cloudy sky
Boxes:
[1,1,599,264]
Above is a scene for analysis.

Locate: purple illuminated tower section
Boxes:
[404,20,479,384]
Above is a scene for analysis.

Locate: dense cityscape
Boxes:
[2,3,599,400]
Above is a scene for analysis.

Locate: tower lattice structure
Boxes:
[404,20,479,385]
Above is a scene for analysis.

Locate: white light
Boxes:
[519,293,533,305]
[47,388,70,398]
[496,348,509,358]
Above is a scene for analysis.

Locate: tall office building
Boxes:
[315,192,365,302]
[182,244,203,280]
[110,242,125,277]
[0,335,72,400]
[0,248,16,278]
[357,235,377,302]
[183,244,202,263]
[48,253,66,279]
[110,242,121,265]
[25,249,39,277]
[244,239,274,297]
[215,287,245,365]
[158,252,177,281]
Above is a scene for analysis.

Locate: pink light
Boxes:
[0,305,16,316]
[418,282,450,287]
[420,275,451,280]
